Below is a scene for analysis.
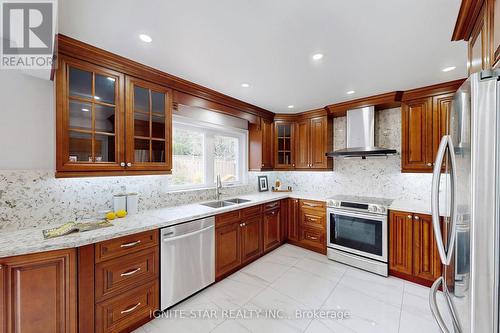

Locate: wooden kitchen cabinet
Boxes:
[389,210,443,286]
[215,220,242,278]
[401,97,433,172]
[241,215,263,264]
[287,198,300,242]
[286,199,326,254]
[263,207,281,252]
[298,200,327,254]
[79,230,159,333]
[413,213,442,282]
[389,211,414,275]
[274,121,295,169]
[452,0,499,72]
[56,55,126,176]
[295,116,332,170]
[56,56,173,178]
[401,81,464,173]
[216,204,281,279]
[249,118,274,171]
[0,249,77,333]
[125,76,172,172]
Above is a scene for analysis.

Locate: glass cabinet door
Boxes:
[274,122,295,168]
[126,77,172,171]
[57,56,124,173]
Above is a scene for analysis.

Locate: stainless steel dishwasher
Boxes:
[160,216,215,310]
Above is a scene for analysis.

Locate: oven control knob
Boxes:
[368,205,376,212]
[378,206,385,213]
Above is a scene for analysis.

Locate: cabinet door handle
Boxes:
[127,162,133,167]
[120,162,126,167]
[407,215,412,219]
[0,264,3,270]
[261,163,264,167]
[121,267,141,277]
[414,216,420,220]
[120,240,141,248]
[427,163,432,167]
[121,302,141,314]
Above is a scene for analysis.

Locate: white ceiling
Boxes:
[59,0,467,113]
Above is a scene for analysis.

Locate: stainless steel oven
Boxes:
[326,195,392,276]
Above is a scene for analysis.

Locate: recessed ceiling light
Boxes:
[241,83,250,88]
[442,66,456,72]
[139,34,152,43]
[81,108,89,112]
[346,90,355,95]
[287,105,295,109]
[312,53,324,61]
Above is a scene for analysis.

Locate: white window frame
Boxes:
[170,115,248,191]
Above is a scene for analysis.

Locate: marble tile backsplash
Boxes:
[0,107,431,231]
[0,172,258,231]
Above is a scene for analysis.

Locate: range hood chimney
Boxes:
[327,106,397,158]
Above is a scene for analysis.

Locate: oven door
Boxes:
[327,208,387,262]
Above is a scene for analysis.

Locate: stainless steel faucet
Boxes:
[216,174,223,200]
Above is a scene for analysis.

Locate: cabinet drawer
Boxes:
[299,227,325,250]
[95,247,158,302]
[299,199,325,210]
[216,210,241,227]
[96,230,158,263]
[264,200,280,212]
[95,281,158,333]
[241,205,262,219]
[300,210,325,230]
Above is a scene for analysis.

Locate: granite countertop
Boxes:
[0,191,437,258]
[0,191,328,258]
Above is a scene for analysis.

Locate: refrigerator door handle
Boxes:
[432,136,452,265]
[429,277,452,333]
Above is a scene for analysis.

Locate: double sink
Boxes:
[201,198,252,208]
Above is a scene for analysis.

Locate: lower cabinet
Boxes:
[241,215,263,264]
[286,199,327,254]
[216,221,242,277]
[389,210,443,286]
[286,198,300,242]
[0,249,77,333]
[215,202,281,280]
[79,230,159,333]
[263,208,281,252]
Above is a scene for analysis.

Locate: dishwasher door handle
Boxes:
[163,225,214,243]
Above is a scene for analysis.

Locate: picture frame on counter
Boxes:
[258,176,269,192]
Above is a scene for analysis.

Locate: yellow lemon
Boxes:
[105,211,116,220]
[116,210,127,218]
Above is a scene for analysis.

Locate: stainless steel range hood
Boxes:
[327,106,397,158]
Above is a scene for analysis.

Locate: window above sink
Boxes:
[170,114,248,191]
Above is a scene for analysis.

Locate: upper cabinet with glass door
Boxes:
[125,77,172,172]
[274,121,295,169]
[56,56,125,175]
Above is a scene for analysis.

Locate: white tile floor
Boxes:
[134,244,449,333]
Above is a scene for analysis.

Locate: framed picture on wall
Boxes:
[258,176,269,192]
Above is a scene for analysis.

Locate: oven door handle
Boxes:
[329,209,387,222]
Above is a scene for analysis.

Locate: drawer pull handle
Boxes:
[307,236,318,240]
[120,240,141,248]
[121,302,141,314]
[121,267,141,277]
[304,202,320,207]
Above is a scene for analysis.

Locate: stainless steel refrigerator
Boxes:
[429,70,500,333]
